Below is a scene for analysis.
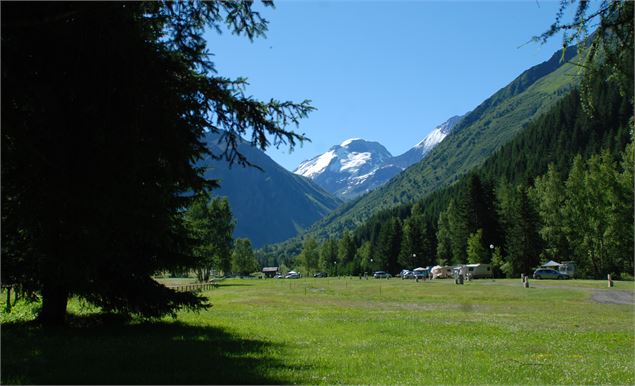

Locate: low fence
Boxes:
[164,281,219,292]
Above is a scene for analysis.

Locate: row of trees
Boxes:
[291,141,632,279]
[293,206,437,277]
[439,142,633,279]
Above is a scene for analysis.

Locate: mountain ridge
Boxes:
[201,132,342,247]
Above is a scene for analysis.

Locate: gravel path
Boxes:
[530,283,635,305]
[590,290,635,305]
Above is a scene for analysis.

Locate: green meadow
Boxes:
[2,278,634,385]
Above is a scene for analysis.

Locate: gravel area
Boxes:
[590,290,635,305]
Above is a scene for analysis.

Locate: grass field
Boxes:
[2,278,634,384]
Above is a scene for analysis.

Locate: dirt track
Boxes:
[529,283,635,305]
[590,290,635,305]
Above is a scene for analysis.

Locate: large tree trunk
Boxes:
[37,282,68,326]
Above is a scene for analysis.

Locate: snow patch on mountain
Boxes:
[340,138,362,147]
[294,150,337,178]
[340,152,372,173]
[414,126,448,150]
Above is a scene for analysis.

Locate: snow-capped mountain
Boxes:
[294,115,464,200]
[294,138,394,199]
[391,115,464,169]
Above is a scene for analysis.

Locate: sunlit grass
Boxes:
[2,278,633,384]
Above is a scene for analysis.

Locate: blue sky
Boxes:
[205,1,568,171]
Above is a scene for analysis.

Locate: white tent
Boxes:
[542,260,561,268]
[413,267,426,271]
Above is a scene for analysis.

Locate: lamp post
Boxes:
[334,261,337,277]
[489,244,495,279]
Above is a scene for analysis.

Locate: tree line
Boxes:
[181,195,259,281]
[279,76,633,278]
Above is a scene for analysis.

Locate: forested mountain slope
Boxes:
[201,133,342,247]
[360,83,633,241]
[258,77,632,268]
[303,46,579,239]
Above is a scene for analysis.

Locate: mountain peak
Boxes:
[294,138,394,199]
[340,138,362,147]
[294,115,464,200]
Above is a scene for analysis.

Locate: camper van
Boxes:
[465,263,493,279]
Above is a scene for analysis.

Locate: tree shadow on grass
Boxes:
[1,316,301,385]
[215,282,255,287]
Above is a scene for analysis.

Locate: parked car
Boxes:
[285,272,301,279]
[533,268,569,280]
[400,270,413,279]
[373,271,391,279]
[273,274,284,279]
[313,272,328,278]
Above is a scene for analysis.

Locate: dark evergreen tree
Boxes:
[1,2,312,324]
[377,217,402,273]
[398,215,424,269]
[447,200,468,264]
[338,231,356,275]
[499,185,542,276]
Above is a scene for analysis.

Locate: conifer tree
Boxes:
[338,231,356,274]
[447,200,468,264]
[436,209,453,266]
[610,142,635,277]
[466,229,487,264]
[563,155,594,276]
[398,215,425,268]
[529,164,570,262]
[377,217,402,273]
[497,182,541,276]
[1,2,312,324]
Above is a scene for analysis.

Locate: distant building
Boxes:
[262,267,279,278]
